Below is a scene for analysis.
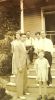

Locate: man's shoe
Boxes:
[49,84,52,87]
[25,92,30,95]
[19,96,26,99]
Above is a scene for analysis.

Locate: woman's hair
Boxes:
[35,32,40,35]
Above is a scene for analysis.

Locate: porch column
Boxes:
[41,9,45,33]
[20,0,24,33]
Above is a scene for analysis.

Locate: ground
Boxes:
[5,86,55,100]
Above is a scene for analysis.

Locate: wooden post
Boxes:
[41,9,45,33]
[20,0,24,33]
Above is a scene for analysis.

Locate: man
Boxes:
[11,31,27,99]
[40,32,53,85]
[34,32,41,56]
[25,31,34,64]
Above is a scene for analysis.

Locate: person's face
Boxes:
[41,33,46,39]
[31,33,35,38]
[36,34,40,39]
[16,34,20,40]
[26,32,30,38]
[21,35,26,42]
[38,51,44,59]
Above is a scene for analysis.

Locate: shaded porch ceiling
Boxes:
[0,0,55,8]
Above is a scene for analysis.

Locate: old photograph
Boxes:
[0,0,55,100]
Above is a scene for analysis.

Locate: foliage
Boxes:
[0,0,20,34]
[0,36,12,75]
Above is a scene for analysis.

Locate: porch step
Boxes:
[9,68,55,84]
[51,69,55,76]
[27,68,55,76]
[10,75,16,83]
[52,62,55,69]
[27,75,55,87]
[6,75,55,92]
[28,86,55,94]
[6,82,16,92]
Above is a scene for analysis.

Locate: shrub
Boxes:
[0,36,12,75]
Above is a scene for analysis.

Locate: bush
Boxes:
[0,36,12,75]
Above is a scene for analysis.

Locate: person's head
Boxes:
[26,31,30,39]
[38,50,45,59]
[41,31,46,39]
[35,32,40,39]
[16,33,21,40]
[16,30,21,40]
[21,34,26,42]
[31,32,35,39]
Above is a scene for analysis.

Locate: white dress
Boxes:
[34,57,50,82]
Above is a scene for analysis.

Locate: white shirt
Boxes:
[25,37,35,47]
[34,38,41,53]
[39,38,53,55]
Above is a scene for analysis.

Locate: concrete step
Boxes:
[9,68,55,84]
[27,68,55,76]
[27,75,55,86]
[6,75,55,92]
[6,79,55,93]
[51,69,55,76]
[9,68,55,83]
[10,75,16,83]
[28,86,55,94]
[51,63,55,69]
[52,57,55,63]
[53,52,55,57]
[6,82,16,92]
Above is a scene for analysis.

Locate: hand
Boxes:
[19,68,22,72]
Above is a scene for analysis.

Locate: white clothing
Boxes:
[34,57,50,82]
[39,38,53,55]
[34,38,41,54]
[11,40,27,74]
[24,37,35,65]
[25,37,34,47]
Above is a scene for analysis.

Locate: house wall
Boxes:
[24,10,41,33]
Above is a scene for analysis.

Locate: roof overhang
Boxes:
[0,0,7,2]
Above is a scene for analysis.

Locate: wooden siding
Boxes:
[24,10,41,33]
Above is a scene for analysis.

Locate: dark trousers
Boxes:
[28,47,34,63]
[26,46,34,63]
[44,51,52,85]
